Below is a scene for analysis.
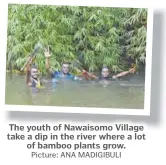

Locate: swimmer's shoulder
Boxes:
[52,71,60,78]
[67,73,74,79]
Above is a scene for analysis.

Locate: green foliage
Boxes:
[122,8,147,67]
[7,4,147,74]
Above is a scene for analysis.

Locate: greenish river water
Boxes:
[5,73,145,109]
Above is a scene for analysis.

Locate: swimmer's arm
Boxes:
[25,62,32,85]
[45,57,51,72]
[45,58,59,82]
[45,57,54,77]
[81,70,98,80]
[44,46,55,78]
[112,68,135,79]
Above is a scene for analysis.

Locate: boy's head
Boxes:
[31,65,38,79]
[101,66,110,78]
[61,62,70,74]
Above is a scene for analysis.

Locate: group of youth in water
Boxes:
[25,48,136,90]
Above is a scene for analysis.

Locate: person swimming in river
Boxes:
[24,47,78,90]
[99,66,136,80]
[91,66,136,86]
[44,47,83,81]
[25,56,42,88]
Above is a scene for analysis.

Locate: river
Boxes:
[5,72,145,109]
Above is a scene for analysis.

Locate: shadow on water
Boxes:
[7,11,163,126]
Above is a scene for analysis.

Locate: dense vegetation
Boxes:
[7,4,147,75]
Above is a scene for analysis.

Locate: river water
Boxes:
[5,72,145,109]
